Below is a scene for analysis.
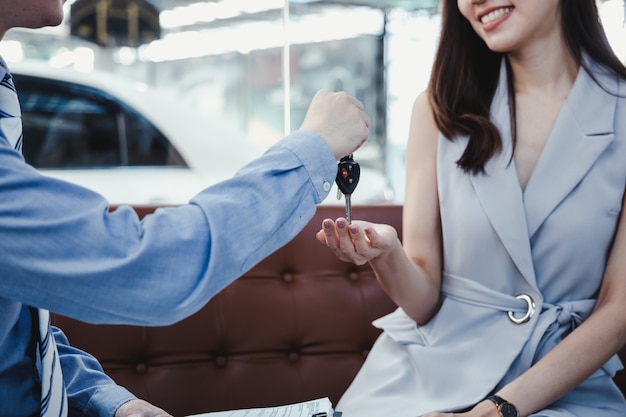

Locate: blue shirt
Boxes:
[0,69,337,415]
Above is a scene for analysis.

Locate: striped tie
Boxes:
[0,58,68,416]
[0,63,22,152]
[36,309,68,417]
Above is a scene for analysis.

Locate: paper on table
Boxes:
[187,397,334,417]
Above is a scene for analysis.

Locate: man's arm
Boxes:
[0,91,369,326]
[54,326,137,417]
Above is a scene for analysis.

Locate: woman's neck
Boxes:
[507,42,579,99]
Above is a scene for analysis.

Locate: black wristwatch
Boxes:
[487,395,520,417]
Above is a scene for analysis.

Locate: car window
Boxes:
[14,74,186,169]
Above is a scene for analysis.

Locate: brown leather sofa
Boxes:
[51,205,626,416]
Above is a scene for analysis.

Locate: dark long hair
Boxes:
[428,0,626,174]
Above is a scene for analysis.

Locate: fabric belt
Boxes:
[441,272,601,371]
[441,272,596,326]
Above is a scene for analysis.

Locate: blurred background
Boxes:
[1,0,624,205]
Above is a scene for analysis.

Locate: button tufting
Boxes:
[215,356,227,367]
[349,272,359,281]
[135,363,148,374]
[283,272,294,283]
[288,352,299,361]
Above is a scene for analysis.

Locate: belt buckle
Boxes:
[507,294,536,324]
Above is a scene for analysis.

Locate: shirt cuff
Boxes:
[278,130,337,203]
[81,384,136,417]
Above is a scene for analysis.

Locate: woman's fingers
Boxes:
[318,218,381,265]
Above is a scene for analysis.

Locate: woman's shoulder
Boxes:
[410,90,438,133]
[584,55,626,94]
[412,90,432,116]
[406,90,440,160]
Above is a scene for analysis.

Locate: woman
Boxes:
[317,1,626,416]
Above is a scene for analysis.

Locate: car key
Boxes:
[335,154,360,224]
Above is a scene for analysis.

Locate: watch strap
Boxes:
[487,395,519,417]
[487,395,507,407]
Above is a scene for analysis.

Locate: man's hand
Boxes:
[115,399,173,417]
[299,89,370,160]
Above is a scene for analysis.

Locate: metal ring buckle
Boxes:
[507,294,536,325]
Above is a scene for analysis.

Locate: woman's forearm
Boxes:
[369,243,442,324]
[495,301,626,417]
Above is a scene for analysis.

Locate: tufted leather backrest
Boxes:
[51,204,626,416]
[51,205,400,416]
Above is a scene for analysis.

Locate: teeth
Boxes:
[481,7,513,24]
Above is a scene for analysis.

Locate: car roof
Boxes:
[9,60,266,177]
[9,60,395,206]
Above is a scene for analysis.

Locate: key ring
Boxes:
[507,294,536,324]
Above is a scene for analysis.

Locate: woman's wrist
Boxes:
[471,396,521,417]
[487,395,520,417]
[472,399,502,417]
[368,233,403,266]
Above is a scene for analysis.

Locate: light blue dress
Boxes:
[336,57,626,417]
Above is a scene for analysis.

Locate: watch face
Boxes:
[500,403,519,417]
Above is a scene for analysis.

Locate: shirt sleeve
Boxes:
[0,130,336,325]
[54,326,136,417]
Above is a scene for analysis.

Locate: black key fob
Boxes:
[335,155,360,195]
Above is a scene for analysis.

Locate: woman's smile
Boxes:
[479,6,514,30]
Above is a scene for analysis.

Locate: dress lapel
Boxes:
[523,59,617,237]
[466,61,537,286]
[465,58,618,288]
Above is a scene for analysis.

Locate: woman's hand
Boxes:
[316,217,399,265]
[115,399,173,417]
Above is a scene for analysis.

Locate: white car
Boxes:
[12,60,392,206]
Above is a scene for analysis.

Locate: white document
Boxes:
[187,397,334,417]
